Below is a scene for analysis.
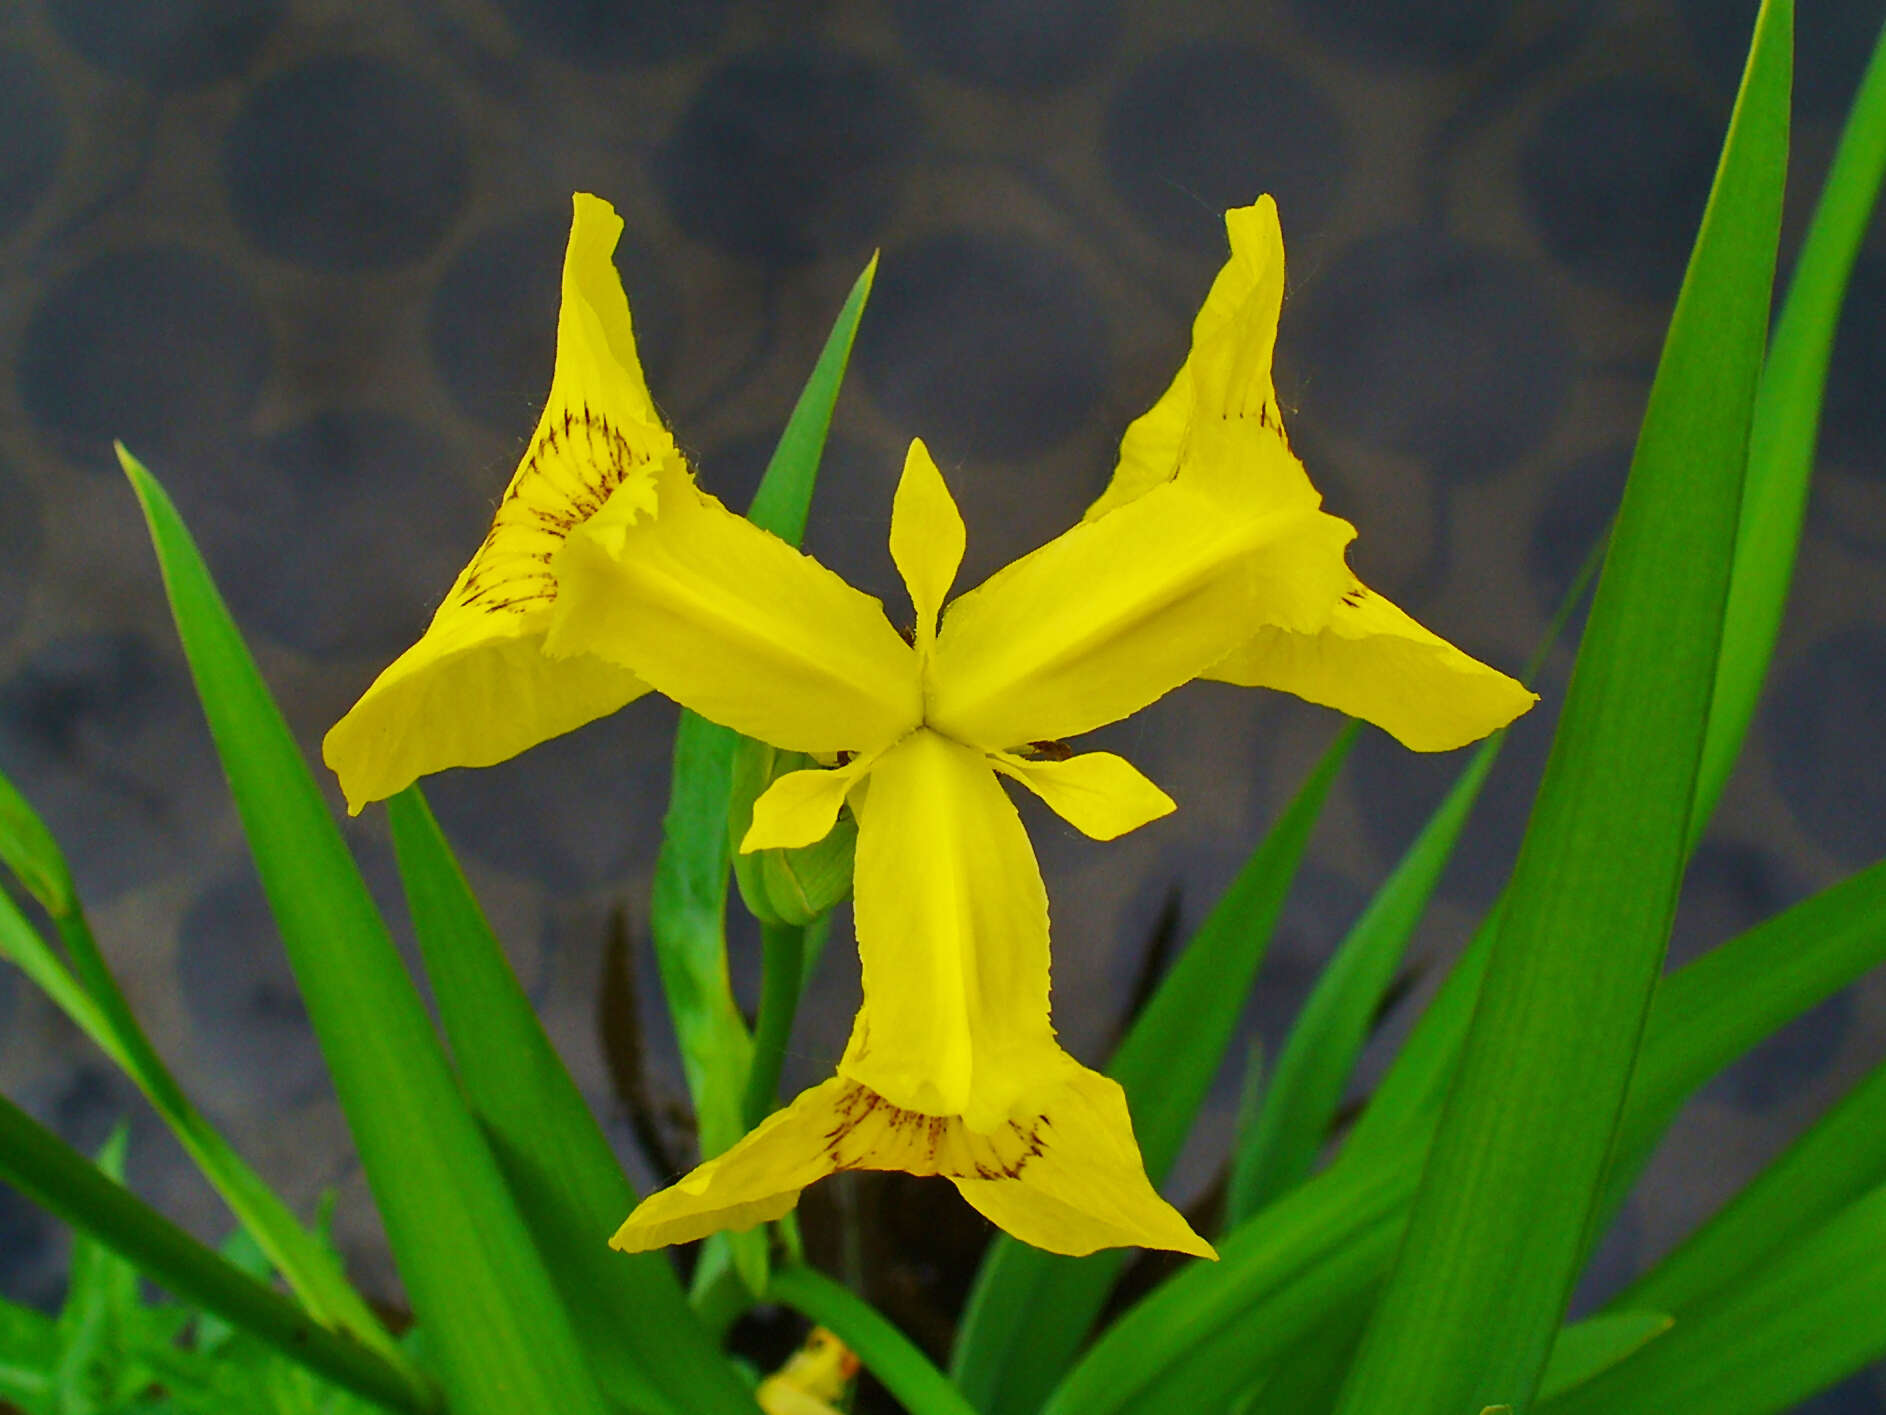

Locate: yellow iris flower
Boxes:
[324,191,1534,1261]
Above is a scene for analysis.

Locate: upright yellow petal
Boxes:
[844,729,1057,1131]
[1087,196,1288,521]
[1209,577,1538,750]
[547,462,923,757]
[889,439,965,657]
[323,193,668,812]
[612,1049,1211,1259]
[929,474,1354,750]
[989,750,1175,841]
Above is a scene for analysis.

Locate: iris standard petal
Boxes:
[955,1062,1215,1259]
[1209,577,1539,751]
[928,475,1354,750]
[742,755,876,852]
[989,751,1175,842]
[844,729,1057,1131]
[888,438,965,656]
[612,1057,1212,1258]
[1087,196,1288,522]
[323,193,670,812]
[547,463,923,757]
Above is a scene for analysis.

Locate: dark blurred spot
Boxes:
[1105,44,1346,252]
[46,0,280,88]
[430,207,679,431]
[491,0,727,67]
[1291,0,1509,66]
[1521,78,1717,303]
[19,246,268,469]
[888,0,1119,91]
[1529,445,1628,617]
[0,47,65,240]
[857,231,1105,462]
[0,458,42,647]
[1682,0,1879,121]
[177,868,328,1108]
[1822,254,1886,477]
[1296,227,1571,480]
[0,1184,60,1311]
[224,55,468,270]
[1792,1371,1886,1414]
[1766,626,1886,865]
[655,47,918,266]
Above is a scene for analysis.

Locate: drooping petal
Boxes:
[928,473,1355,750]
[1209,577,1538,750]
[742,754,877,852]
[611,1058,1213,1258]
[1087,197,1289,521]
[954,1062,1215,1259]
[547,462,923,757]
[323,193,671,812]
[844,729,1058,1132]
[989,751,1175,842]
[888,439,964,656]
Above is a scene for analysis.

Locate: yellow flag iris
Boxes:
[326,190,1535,1261]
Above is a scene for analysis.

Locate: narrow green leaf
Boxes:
[1540,1183,1886,1415]
[1693,11,1886,835]
[1332,7,1789,1409]
[1536,1311,1671,1402]
[0,768,74,917]
[120,446,611,1415]
[386,787,755,1415]
[953,726,1354,1415]
[768,1265,979,1415]
[0,1093,434,1414]
[743,919,809,1128]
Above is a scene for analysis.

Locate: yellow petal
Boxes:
[547,463,923,757]
[613,1058,1212,1259]
[844,729,1057,1131]
[954,1062,1216,1259]
[889,439,965,655]
[1087,197,1288,521]
[1209,577,1538,750]
[989,751,1174,841]
[323,193,670,812]
[929,474,1354,750]
[741,754,876,853]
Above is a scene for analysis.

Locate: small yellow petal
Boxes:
[954,1062,1216,1259]
[844,729,1056,1131]
[930,473,1353,750]
[741,754,876,853]
[323,193,670,811]
[989,751,1174,842]
[548,464,923,757]
[889,439,965,653]
[1209,577,1538,750]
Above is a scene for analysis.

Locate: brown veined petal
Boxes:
[928,468,1354,751]
[1209,576,1538,750]
[324,193,672,812]
[843,729,1058,1133]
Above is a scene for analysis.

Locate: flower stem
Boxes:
[743,920,808,1128]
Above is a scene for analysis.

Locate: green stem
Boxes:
[768,1264,982,1415]
[743,920,808,1128]
[0,1094,439,1414]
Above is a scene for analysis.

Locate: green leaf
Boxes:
[386,786,755,1415]
[1331,6,1789,1410]
[1692,11,1886,836]
[0,1093,433,1414]
[952,727,1354,1415]
[119,446,610,1415]
[0,767,74,917]
[1539,1183,1886,1415]
[768,1265,978,1415]
[1536,1311,1671,1402]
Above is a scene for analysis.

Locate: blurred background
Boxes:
[0,0,1883,1406]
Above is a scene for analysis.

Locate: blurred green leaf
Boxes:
[0,1093,432,1413]
[1332,6,1788,1409]
[769,1265,978,1415]
[1540,1183,1886,1415]
[120,445,607,1415]
[954,726,1354,1415]
[0,768,74,917]
[1536,1311,1671,1401]
[386,785,754,1415]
